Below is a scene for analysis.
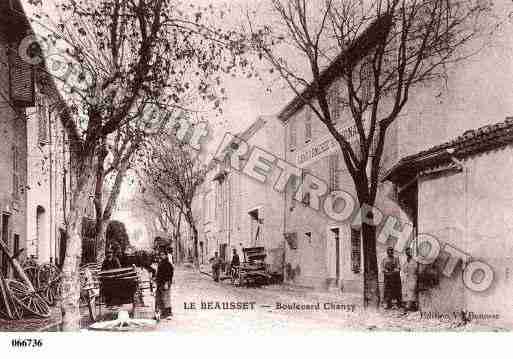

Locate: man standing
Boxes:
[210,252,222,282]
[155,250,174,320]
[401,247,419,311]
[231,249,240,269]
[382,247,402,309]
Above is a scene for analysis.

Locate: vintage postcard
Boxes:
[0,0,512,346]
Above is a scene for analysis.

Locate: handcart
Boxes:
[84,266,153,321]
[231,246,271,287]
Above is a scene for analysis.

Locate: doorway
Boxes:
[327,227,340,285]
[248,208,263,246]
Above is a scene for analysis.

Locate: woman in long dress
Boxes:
[155,250,174,320]
[401,247,419,311]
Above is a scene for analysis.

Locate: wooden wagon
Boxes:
[231,247,271,287]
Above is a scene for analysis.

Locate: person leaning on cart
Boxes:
[102,250,121,271]
[155,250,174,320]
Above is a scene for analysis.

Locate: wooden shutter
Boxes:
[289,121,297,150]
[9,46,35,107]
[351,228,361,273]
[304,107,312,143]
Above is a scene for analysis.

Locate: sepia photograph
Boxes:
[0,0,512,349]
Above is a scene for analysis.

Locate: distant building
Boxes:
[194,116,285,273]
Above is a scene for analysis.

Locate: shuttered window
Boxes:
[329,82,341,123]
[289,121,297,151]
[361,59,373,103]
[328,154,340,192]
[300,170,310,206]
[351,228,361,273]
[8,46,35,107]
[304,107,312,143]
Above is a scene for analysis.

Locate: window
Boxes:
[8,46,35,107]
[351,228,361,273]
[361,59,373,103]
[289,121,297,151]
[305,231,312,244]
[300,170,310,206]
[328,82,341,122]
[304,107,312,143]
[328,154,340,192]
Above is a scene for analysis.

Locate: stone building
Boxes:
[384,119,513,325]
[278,21,399,292]
[194,116,285,272]
[0,0,73,270]
[278,2,513,299]
[0,0,34,276]
[25,80,71,266]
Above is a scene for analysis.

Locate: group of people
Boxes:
[382,246,419,311]
[210,249,240,282]
[100,247,175,321]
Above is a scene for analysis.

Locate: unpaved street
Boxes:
[151,266,500,333]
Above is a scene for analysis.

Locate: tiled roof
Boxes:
[383,117,513,183]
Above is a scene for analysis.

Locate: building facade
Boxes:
[384,120,513,325]
[279,78,400,292]
[194,116,286,273]
[0,2,34,276]
[25,82,71,265]
[276,1,513,325]
[0,0,73,272]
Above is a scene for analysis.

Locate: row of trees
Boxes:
[28,0,253,330]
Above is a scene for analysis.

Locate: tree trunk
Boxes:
[95,220,108,264]
[191,225,199,269]
[60,161,95,331]
[174,214,182,264]
[361,222,380,309]
[95,161,129,263]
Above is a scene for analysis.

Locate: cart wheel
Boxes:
[38,264,61,306]
[23,265,40,289]
[1,283,23,320]
[6,280,50,318]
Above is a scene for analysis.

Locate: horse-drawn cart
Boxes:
[231,247,271,287]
